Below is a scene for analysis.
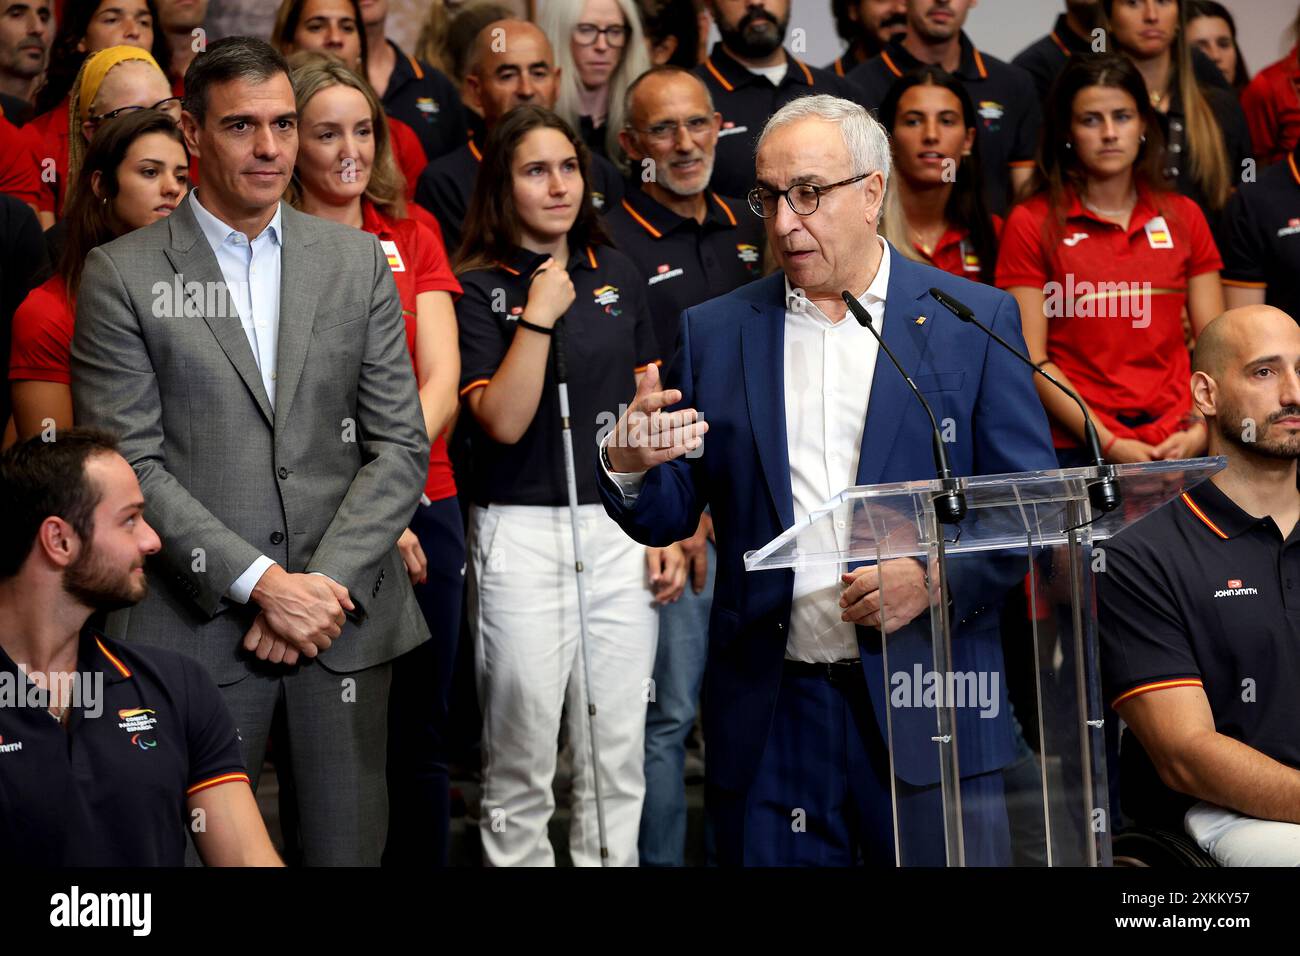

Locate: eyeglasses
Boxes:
[747,174,868,218]
[629,115,714,144]
[91,96,183,124]
[572,22,627,47]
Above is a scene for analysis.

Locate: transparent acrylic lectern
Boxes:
[744,458,1225,867]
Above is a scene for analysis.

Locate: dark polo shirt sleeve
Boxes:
[1220,158,1300,322]
[1098,526,1204,709]
[181,652,248,796]
[457,271,509,394]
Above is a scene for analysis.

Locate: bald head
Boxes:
[1193,306,1300,381]
[1193,305,1300,461]
[467,19,559,124]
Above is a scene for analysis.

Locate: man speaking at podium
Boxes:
[597,94,1056,866]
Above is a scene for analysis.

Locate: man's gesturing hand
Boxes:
[605,363,708,473]
[248,565,354,656]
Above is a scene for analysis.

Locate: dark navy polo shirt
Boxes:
[694,42,859,199]
[415,137,626,255]
[605,184,764,366]
[1222,151,1300,324]
[846,33,1040,216]
[0,628,249,866]
[456,243,658,506]
[380,40,469,162]
[1012,13,1093,104]
[1098,478,1300,825]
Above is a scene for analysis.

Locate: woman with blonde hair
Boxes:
[65,46,179,210]
[537,0,651,163]
[286,51,467,866]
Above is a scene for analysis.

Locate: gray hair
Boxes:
[756,94,891,194]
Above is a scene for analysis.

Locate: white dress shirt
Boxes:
[603,239,892,662]
[189,190,285,603]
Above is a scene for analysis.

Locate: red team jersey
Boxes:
[361,200,462,501]
[996,185,1221,448]
[9,275,73,384]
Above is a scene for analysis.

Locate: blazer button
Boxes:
[269,531,285,544]
[277,467,289,479]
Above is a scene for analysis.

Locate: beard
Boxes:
[657,151,716,196]
[1215,401,1300,461]
[717,7,788,59]
[62,539,148,613]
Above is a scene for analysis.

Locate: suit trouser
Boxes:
[469,503,658,866]
[221,657,393,866]
[708,664,1011,866]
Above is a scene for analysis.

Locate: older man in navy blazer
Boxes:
[597,94,1056,866]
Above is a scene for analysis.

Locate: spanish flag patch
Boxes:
[380,239,406,272]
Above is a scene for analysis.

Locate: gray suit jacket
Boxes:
[71,195,432,684]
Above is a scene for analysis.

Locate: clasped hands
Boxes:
[241,564,355,665]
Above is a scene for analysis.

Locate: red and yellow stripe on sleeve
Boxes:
[1110,677,1204,709]
[187,772,252,796]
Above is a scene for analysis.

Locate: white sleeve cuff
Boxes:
[600,434,646,501]
[227,555,276,604]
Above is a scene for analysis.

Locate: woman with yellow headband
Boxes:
[30,0,172,218]
[40,46,179,219]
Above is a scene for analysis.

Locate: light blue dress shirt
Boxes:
[188,190,284,604]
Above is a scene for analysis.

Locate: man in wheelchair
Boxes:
[1098,306,1300,867]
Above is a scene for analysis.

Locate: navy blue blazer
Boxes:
[597,245,1057,793]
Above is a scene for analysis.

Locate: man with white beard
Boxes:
[607,64,763,867]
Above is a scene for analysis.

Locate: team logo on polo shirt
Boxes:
[1277,217,1300,239]
[380,240,406,273]
[1145,216,1175,250]
[718,120,748,137]
[977,100,1004,132]
[649,263,684,285]
[118,708,159,749]
[592,192,608,210]
[0,734,22,755]
[959,239,982,273]
[1213,578,1259,598]
[1062,233,1089,247]
[593,284,622,316]
[415,96,440,118]
[737,242,761,277]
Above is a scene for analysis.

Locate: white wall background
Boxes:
[785,0,1300,75]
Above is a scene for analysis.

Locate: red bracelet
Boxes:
[1102,435,1118,455]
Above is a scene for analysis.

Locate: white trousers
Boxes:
[469,503,658,866]
[1185,801,1300,866]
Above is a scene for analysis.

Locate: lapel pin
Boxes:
[914,315,927,326]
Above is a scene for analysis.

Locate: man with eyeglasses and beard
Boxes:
[694,0,857,199]
[1100,306,1300,867]
[0,429,282,866]
[606,63,763,867]
[826,0,907,79]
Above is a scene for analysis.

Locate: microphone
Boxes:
[928,288,1121,514]
[841,291,966,525]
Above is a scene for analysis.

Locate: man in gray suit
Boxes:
[70,37,431,865]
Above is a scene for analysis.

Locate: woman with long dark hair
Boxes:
[455,104,680,866]
[877,65,1000,285]
[284,51,466,867]
[9,109,187,439]
[1185,0,1249,95]
[1103,0,1251,231]
[996,53,1224,467]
